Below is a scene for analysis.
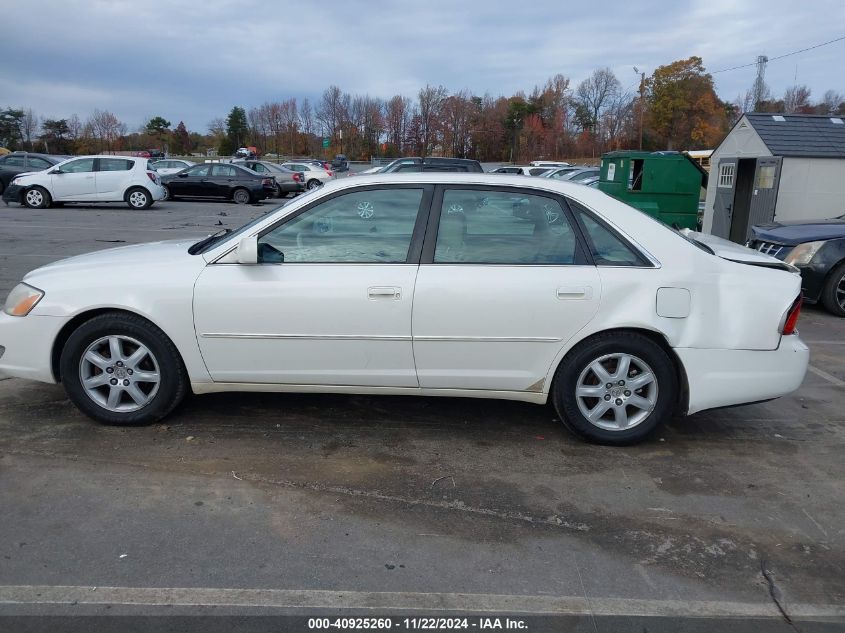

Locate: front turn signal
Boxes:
[3,283,45,317]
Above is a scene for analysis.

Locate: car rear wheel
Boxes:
[60,312,188,425]
[307,179,321,190]
[821,261,845,317]
[126,187,152,209]
[232,188,251,204]
[24,186,51,209]
[551,332,678,445]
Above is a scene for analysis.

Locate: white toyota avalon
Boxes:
[0,174,809,444]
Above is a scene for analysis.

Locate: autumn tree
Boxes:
[88,109,123,152]
[385,95,411,156]
[646,56,728,150]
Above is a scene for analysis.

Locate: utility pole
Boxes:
[753,55,768,111]
[634,67,646,150]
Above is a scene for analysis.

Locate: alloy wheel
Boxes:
[575,353,658,431]
[128,191,148,208]
[79,335,160,412]
[837,273,845,311]
[25,189,44,207]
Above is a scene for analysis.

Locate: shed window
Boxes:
[832,118,844,125]
[756,165,776,189]
[718,163,735,188]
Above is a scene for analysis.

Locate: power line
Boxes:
[711,34,845,74]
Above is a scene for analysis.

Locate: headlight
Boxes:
[784,241,826,266]
[3,283,45,317]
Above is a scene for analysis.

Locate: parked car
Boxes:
[281,161,334,189]
[233,160,305,197]
[160,162,275,204]
[0,152,68,194]
[545,167,601,182]
[151,159,196,175]
[331,154,349,172]
[147,149,165,160]
[0,174,808,445]
[748,215,845,317]
[530,161,571,168]
[380,157,483,173]
[1,155,165,209]
[488,165,554,176]
[350,165,385,176]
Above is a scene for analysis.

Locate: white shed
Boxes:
[702,113,845,243]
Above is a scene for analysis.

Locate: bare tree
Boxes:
[783,85,812,114]
[316,85,344,141]
[21,108,38,151]
[385,95,411,154]
[821,89,844,115]
[576,68,621,131]
[299,97,316,155]
[280,98,298,155]
[441,90,474,157]
[88,109,122,152]
[417,84,448,157]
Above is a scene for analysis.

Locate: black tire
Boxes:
[306,179,321,190]
[164,185,177,201]
[59,312,188,425]
[551,331,678,445]
[232,188,251,204]
[821,261,845,317]
[125,187,152,210]
[24,186,51,209]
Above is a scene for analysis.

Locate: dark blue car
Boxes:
[748,215,845,317]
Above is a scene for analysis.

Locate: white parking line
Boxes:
[0,585,843,618]
[808,365,845,387]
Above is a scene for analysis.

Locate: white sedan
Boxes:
[3,155,166,209]
[151,159,196,175]
[0,174,808,444]
[281,161,334,190]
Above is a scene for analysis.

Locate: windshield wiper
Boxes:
[188,228,231,255]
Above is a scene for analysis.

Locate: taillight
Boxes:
[781,293,803,335]
[146,171,157,183]
[293,173,301,182]
[326,170,334,177]
[262,178,273,186]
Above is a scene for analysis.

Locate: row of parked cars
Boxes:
[488,161,601,186]
[0,151,343,209]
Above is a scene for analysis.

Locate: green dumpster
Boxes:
[597,151,708,229]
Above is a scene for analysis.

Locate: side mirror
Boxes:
[50,169,64,175]
[237,235,258,264]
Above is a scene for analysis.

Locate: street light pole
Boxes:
[634,67,645,150]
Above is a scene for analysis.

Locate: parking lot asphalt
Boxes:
[1,196,844,629]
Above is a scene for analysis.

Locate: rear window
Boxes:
[99,158,134,171]
[568,200,649,267]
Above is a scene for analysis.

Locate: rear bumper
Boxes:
[0,312,69,383]
[677,335,809,415]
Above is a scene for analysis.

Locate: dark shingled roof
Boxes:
[745,113,845,158]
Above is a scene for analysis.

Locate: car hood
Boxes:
[24,239,198,283]
[681,230,795,268]
[751,217,845,245]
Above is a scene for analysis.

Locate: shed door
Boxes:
[711,159,736,238]
[745,157,782,240]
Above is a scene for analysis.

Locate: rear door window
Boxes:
[433,189,579,265]
[569,200,648,266]
[98,158,134,171]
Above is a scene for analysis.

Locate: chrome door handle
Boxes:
[368,286,401,300]
[557,286,592,300]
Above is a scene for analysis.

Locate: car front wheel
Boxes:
[24,186,51,209]
[552,332,678,445]
[60,312,188,425]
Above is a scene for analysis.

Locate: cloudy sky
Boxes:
[2,0,843,132]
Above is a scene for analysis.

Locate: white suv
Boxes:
[6,155,166,210]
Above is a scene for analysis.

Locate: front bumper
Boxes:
[2,183,23,205]
[0,312,70,383]
[676,335,810,415]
